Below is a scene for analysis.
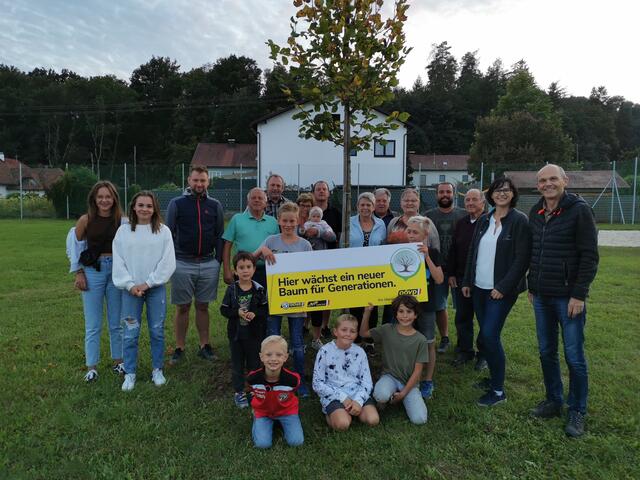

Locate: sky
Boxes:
[0,0,638,103]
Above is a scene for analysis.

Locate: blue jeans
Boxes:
[533,295,588,414]
[122,286,167,374]
[81,256,123,366]
[267,316,305,377]
[472,288,517,391]
[373,374,428,425]
[252,414,304,448]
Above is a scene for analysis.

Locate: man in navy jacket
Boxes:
[528,164,599,438]
[166,165,224,364]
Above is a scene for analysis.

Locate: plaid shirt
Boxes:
[265,195,287,218]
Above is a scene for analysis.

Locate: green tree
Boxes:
[266,0,411,245]
[48,167,98,218]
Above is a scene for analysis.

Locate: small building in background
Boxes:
[190,142,257,180]
[504,170,630,193]
[253,104,407,189]
[0,153,64,197]
[408,154,473,187]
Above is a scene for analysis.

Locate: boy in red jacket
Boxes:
[247,335,304,448]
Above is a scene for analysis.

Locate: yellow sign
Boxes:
[266,243,428,315]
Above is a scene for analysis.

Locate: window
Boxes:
[374,139,395,157]
[350,148,357,157]
[462,174,469,182]
[439,174,446,182]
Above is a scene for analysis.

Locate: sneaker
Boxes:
[169,347,184,365]
[419,380,434,399]
[362,343,375,355]
[474,357,488,371]
[452,353,474,367]
[437,336,450,353]
[565,410,586,438]
[112,363,125,375]
[311,338,323,351]
[197,344,217,362]
[530,399,563,418]
[122,373,136,391]
[298,383,310,398]
[84,369,98,383]
[151,368,166,387]
[234,392,249,409]
[477,390,507,407]
[321,327,331,339]
[473,377,492,390]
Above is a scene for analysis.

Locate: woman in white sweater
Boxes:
[112,191,176,391]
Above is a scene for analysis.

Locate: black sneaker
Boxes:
[197,344,217,361]
[565,410,586,438]
[321,327,331,339]
[473,377,492,390]
[362,343,375,355]
[452,353,474,367]
[437,336,450,353]
[474,357,488,371]
[170,347,184,365]
[477,390,506,407]
[530,399,563,418]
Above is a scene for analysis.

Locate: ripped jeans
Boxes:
[122,286,167,374]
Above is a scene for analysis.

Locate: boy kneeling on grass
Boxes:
[220,251,268,409]
[360,295,429,425]
[247,335,304,449]
[312,314,380,431]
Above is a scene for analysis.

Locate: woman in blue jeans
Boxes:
[462,177,531,407]
[112,191,176,392]
[67,181,125,383]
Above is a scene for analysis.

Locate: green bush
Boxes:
[0,195,56,218]
[47,167,98,218]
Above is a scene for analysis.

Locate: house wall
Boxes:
[257,105,406,188]
[207,167,257,179]
[0,185,7,198]
[410,170,473,187]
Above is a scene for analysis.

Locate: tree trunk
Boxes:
[341,102,351,248]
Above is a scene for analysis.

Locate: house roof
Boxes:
[0,157,45,190]
[191,143,257,168]
[32,167,64,190]
[409,154,470,171]
[504,170,630,190]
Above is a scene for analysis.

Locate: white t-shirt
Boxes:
[475,215,502,290]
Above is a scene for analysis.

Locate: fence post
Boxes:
[632,156,638,225]
[480,162,484,191]
[610,161,615,224]
[65,162,69,220]
[357,163,360,198]
[18,157,23,220]
[181,163,185,191]
[297,164,301,196]
[124,162,128,209]
[239,163,243,212]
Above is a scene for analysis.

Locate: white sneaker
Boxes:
[122,373,136,391]
[311,338,323,351]
[84,369,98,383]
[151,368,166,387]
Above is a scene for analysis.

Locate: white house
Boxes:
[253,104,407,188]
[409,154,473,187]
[0,154,63,197]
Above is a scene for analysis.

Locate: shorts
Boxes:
[325,397,376,415]
[432,281,451,311]
[171,258,220,305]
[416,308,436,343]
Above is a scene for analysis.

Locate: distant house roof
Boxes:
[408,154,470,171]
[504,170,630,190]
[0,157,59,191]
[191,143,257,168]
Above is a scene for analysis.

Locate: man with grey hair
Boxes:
[528,164,598,438]
[222,187,279,288]
[265,174,287,218]
[373,187,396,227]
[447,189,487,368]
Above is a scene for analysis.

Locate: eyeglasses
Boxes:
[494,188,513,194]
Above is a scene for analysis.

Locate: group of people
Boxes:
[67,162,598,447]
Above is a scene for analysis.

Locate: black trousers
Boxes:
[229,337,261,392]
[349,306,378,342]
[453,286,484,358]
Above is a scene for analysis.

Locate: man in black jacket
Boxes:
[528,164,599,438]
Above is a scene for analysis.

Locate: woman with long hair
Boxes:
[462,177,531,407]
[112,191,176,391]
[68,180,125,382]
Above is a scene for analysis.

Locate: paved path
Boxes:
[598,230,640,247]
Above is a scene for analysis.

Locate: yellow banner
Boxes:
[266,244,428,315]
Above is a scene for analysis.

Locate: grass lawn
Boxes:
[597,223,640,230]
[1,219,639,479]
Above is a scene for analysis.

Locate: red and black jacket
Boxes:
[247,368,300,418]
